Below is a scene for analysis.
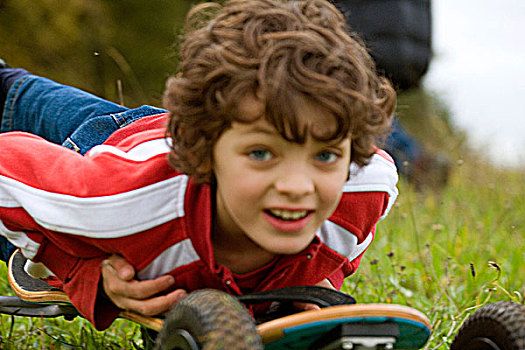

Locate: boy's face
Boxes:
[212,99,351,257]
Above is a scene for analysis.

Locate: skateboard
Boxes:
[1,250,432,349]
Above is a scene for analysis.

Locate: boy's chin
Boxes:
[262,240,313,255]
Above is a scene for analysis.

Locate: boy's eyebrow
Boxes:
[242,125,278,136]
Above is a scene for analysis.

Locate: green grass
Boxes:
[0,274,144,349]
[345,159,525,348]
[0,157,523,349]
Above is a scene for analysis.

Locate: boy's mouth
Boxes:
[266,209,310,221]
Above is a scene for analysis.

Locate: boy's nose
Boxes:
[274,165,315,198]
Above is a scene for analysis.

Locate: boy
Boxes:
[0,0,397,330]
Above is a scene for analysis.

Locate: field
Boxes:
[1,1,524,348]
[0,145,523,349]
[346,161,525,348]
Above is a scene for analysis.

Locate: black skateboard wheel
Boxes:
[154,289,263,350]
[451,301,525,350]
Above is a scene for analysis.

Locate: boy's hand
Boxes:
[293,279,334,311]
[101,255,186,316]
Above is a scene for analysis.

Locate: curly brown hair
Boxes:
[163,0,396,183]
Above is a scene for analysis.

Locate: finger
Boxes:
[103,254,135,281]
[315,279,334,289]
[291,279,334,311]
[122,289,187,316]
[293,301,321,311]
[106,274,175,300]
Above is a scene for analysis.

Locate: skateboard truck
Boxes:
[0,295,79,320]
[314,322,399,350]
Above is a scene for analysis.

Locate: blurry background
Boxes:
[0,0,193,106]
[1,0,524,171]
[425,0,525,168]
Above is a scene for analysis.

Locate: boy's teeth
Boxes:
[269,209,308,220]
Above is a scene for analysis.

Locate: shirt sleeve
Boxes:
[0,131,171,330]
[33,239,118,330]
[319,150,398,274]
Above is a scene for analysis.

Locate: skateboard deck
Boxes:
[258,303,431,349]
[3,250,431,349]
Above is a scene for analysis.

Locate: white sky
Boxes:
[423,0,525,167]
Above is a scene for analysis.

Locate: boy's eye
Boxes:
[248,149,273,161]
[315,150,339,163]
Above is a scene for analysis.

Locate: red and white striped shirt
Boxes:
[0,113,398,329]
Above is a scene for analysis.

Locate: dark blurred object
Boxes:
[386,118,450,190]
[333,0,450,189]
[334,0,432,90]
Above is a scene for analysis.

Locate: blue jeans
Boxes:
[384,118,422,171]
[0,72,166,261]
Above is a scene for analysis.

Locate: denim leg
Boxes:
[0,240,14,263]
[384,117,422,174]
[2,74,167,154]
[2,74,129,144]
[0,68,30,112]
[62,105,167,154]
